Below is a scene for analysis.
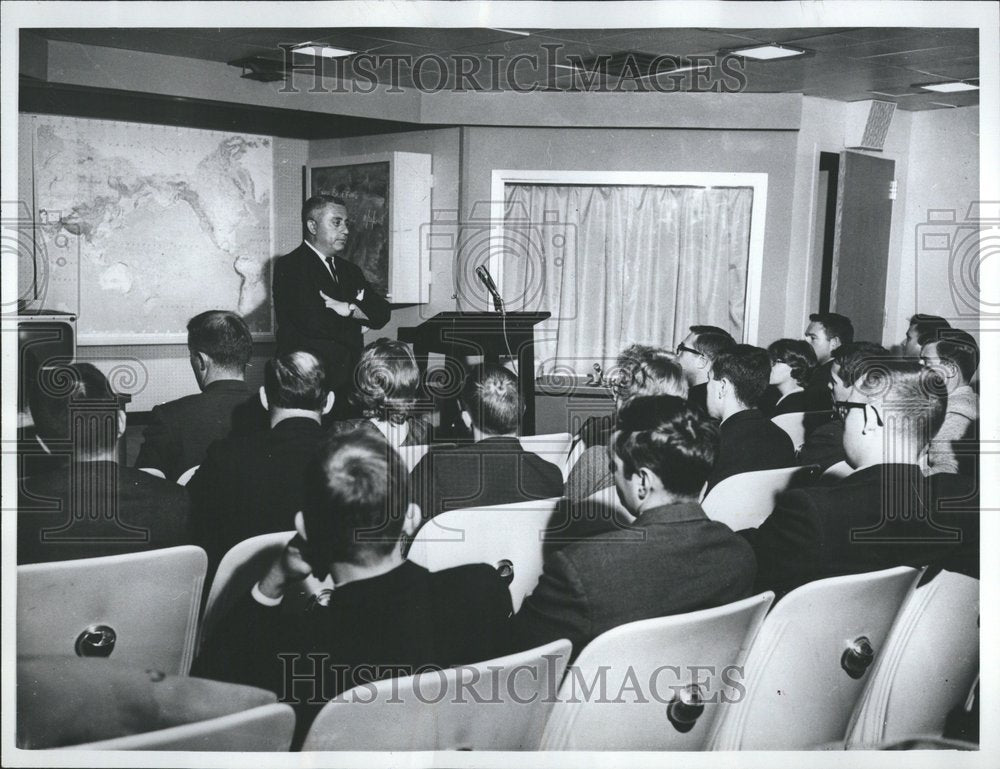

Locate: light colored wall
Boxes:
[459,125,800,345]
[894,106,980,342]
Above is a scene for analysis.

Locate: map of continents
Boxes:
[26,115,272,339]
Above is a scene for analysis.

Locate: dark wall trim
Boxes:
[19,78,437,140]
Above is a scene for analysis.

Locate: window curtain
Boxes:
[502,184,754,376]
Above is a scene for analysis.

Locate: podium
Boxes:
[398,311,550,434]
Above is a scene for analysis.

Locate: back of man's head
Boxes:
[301,430,410,566]
[263,351,328,412]
[29,363,121,454]
[809,312,855,346]
[187,310,253,374]
[854,360,946,449]
[711,344,771,408]
[908,313,951,346]
[832,341,891,386]
[933,330,979,384]
[461,364,521,436]
[689,325,737,360]
[614,395,718,500]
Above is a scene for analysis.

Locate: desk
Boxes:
[534,375,615,436]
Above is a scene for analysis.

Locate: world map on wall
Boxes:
[22,115,273,340]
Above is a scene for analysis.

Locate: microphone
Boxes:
[475,265,505,313]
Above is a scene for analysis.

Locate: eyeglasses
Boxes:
[834,400,884,427]
[676,343,704,357]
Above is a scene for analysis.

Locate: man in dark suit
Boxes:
[135,310,265,481]
[674,325,736,414]
[513,395,756,658]
[195,429,513,747]
[272,195,391,418]
[410,364,563,518]
[18,363,189,564]
[803,311,854,412]
[742,360,978,600]
[704,344,795,492]
[186,351,334,569]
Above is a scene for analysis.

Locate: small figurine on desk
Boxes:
[587,363,604,387]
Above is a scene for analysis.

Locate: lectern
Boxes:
[398,311,550,435]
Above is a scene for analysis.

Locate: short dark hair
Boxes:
[689,325,737,360]
[302,194,347,227]
[832,342,891,386]
[613,395,718,498]
[856,360,946,440]
[933,330,979,382]
[187,311,252,372]
[808,313,855,345]
[264,351,328,411]
[908,313,951,346]
[28,363,122,452]
[461,364,522,435]
[352,338,421,423]
[301,430,410,565]
[767,338,817,388]
[711,344,771,408]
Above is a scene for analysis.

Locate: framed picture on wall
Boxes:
[308,152,431,303]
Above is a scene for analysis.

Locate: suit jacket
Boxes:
[195,560,513,747]
[767,388,831,418]
[135,379,267,481]
[687,382,709,414]
[705,408,796,492]
[331,416,433,447]
[17,461,190,564]
[803,360,834,412]
[796,413,847,470]
[186,417,325,569]
[512,502,756,658]
[740,463,979,600]
[272,243,391,388]
[410,436,564,519]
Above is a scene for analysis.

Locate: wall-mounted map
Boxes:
[19,114,274,343]
[310,160,390,296]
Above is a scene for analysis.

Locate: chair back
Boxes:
[540,593,773,750]
[176,465,200,486]
[17,546,207,675]
[138,467,166,479]
[68,703,296,751]
[301,639,572,751]
[845,570,979,748]
[707,566,921,750]
[821,460,854,481]
[520,432,574,480]
[702,465,818,530]
[201,531,333,649]
[408,498,562,612]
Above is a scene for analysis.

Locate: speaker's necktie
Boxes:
[325,256,339,288]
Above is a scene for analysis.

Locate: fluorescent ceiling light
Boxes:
[729,44,806,60]
[291,44,357,59]
[916,81,979,93]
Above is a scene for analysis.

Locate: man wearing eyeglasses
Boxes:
[742,360,978,600]
[273,195,391,418]
[673,325,736,414]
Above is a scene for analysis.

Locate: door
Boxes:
[831,152,895,342]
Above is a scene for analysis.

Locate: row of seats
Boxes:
[22,559,977,750]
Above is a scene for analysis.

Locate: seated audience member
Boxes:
[135,310,265,480]
[704,345,795,492]
[803,312,854,412]
[742,360,978,600]
[18,364,188,564]
[573,343,660,450]
[797,342,889,470]
[902,313,951,356]
[410,364,563,518]
[674,325,737,413]
[513,396,755,658]
[565,351,687,502]
[761,338,822,417]
[920,330,979,476]
[331,338,432,447]
[195,430,512,746]
[187,351,333,569]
